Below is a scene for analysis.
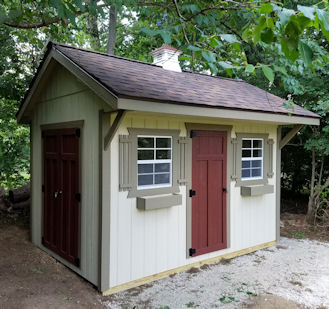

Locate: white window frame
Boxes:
[241,138,264,181]
[137,135,172,190]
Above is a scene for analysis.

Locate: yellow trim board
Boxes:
[102,240,277,296]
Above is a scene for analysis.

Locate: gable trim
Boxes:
[17,45,118,123]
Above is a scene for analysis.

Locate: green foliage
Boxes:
[0,99,29,189]
[0,0,329,195]
[219,296,237,303]
[185,301,199,308]
[292,232,306,238]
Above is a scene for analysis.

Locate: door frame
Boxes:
[40,120,83,266]
[185,123,233,258]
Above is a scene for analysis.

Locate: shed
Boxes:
[17,42,320,294]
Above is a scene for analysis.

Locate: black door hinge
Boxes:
[222,187,227,193]
[41,236,45,245]
[42,184,45,192]
[189,248,196,256]
[74,257,80,267]
[75,193,81,202]
[190,130,197,138]
[189,189,196,197]
[75,128,80,138]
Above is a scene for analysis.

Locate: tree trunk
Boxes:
[307,146,316,223]
[8,198,30,212]
[87,0,101,50]
[8,183,30,203]
[106,6,117,55]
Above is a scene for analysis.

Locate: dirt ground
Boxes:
[0,214,104,309]
[281,212,329,243]
[0,212,326,308]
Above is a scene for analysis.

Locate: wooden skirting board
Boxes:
[102,240,277,296]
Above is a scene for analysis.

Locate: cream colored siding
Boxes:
[31,65,107,285]
[106,112,277,289]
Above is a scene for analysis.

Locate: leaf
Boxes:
[272,4,295,25]
[245,64,255,73]
[220,34,239,44]
[159,31,171,44]
[321,25,329,41]
[209,37,221,49]
[261,66,274,83]
[232,42,241,52]
[261,28,275,44]
[281,19,302,61]
[297,5,315,20]
[317,9,329,31]
[218,61,234,69]
[202,51,216,63]
[181,4,200,14]
[299,42,313,67]
[188,45,201,52]
[208,63,218,74]
[273,65,288,76]
[141,28,156,36]
[253,16,266,43]
[258,3,273,14]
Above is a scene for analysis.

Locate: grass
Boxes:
[292,232,306,238]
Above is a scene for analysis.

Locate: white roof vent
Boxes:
[150,45,183,72]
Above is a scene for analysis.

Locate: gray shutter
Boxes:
[267,138,274,178]
[119,134,133,191]
[177,137,191,185]
[231,138,238,180]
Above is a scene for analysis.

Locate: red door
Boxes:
[42,128,80,266]
[191,130,227,257]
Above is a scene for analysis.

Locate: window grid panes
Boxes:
[241,138,263,180]
[137,136,172,189]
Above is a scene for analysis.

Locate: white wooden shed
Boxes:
[17,42,319,294]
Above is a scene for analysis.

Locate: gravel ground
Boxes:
[103,237,329,309]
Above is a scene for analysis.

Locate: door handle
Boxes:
[54,190,63,199]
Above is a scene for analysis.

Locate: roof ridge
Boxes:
[51,41,159,68]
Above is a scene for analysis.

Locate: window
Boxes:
[241,138,263,180]
[137,136,172,189]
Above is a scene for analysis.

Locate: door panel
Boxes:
[191,131,227,256]
[43,128,80,266]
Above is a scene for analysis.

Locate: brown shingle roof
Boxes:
[53,42,318,119]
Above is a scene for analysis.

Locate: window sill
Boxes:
[136,193,182,210]
[240,184,274,196]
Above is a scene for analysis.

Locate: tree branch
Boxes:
[3,3,109,29]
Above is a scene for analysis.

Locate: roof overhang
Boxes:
[17,44,118,124]
[118,98,320,126]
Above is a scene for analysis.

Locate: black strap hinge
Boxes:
[189,189,196,197]
[75,193,81,202]
[189,248,196,256]
[74,257,80,267]
[190,130,197,138]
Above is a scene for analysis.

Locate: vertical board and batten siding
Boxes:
[31,65,107,285]
[107,112,277,289]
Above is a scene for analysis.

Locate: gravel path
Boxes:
[103,237,329,309]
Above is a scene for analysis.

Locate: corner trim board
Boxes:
[102,240,277,295]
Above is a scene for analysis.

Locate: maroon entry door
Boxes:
[42,128,80,267]
[191,130,227,257]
